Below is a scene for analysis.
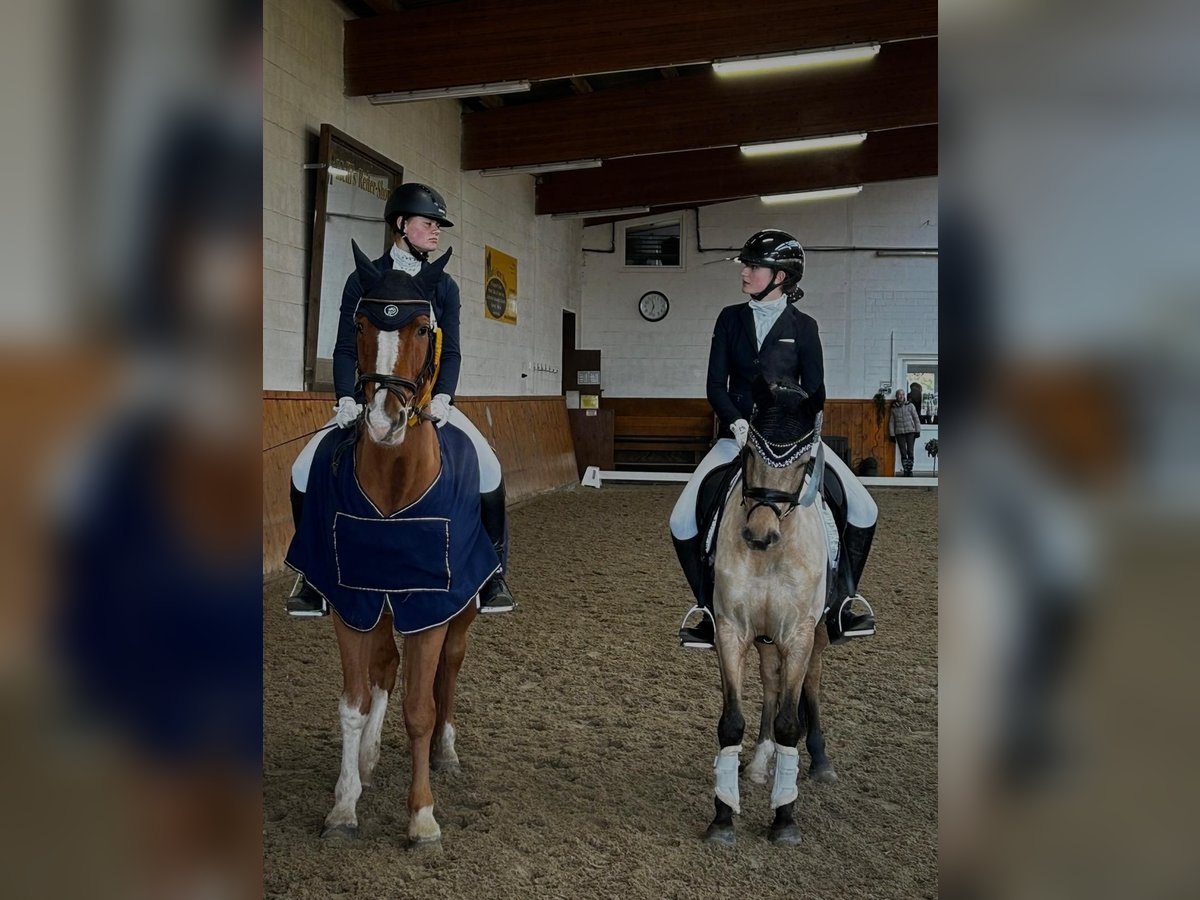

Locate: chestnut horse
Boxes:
[295,248,485,848]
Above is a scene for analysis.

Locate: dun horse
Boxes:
[287,244,498,847]
[706,379,837,846]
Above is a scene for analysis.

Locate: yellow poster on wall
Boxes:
[484,245,518,325]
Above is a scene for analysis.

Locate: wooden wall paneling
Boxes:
[453,396,579,504]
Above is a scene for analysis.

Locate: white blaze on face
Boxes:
[366,328,403,441]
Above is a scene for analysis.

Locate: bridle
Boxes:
[740,392,826,519]
[740,428,817,521]
[355,321,442,429]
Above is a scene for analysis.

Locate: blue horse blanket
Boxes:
[286,424,500,634]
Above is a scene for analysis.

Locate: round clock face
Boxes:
[638,290,669,322]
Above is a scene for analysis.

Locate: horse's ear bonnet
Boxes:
[352,240,453,331]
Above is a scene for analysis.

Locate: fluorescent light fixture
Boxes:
[761,185,864,204]
[369,80,530,104]
[550,206,650,219]
[740,132,867,157]
[480,158,603,177]
[875,250,938,257]
[713,43,880,76]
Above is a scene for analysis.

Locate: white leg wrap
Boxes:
[745,739,775,785]
[770,745,801,809]
[713,745,742,814]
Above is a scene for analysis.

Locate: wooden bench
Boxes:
[600,398,716,471]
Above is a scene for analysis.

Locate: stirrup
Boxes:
[678,604,714,632]
[836,594,876,638]
[678,605,715,649]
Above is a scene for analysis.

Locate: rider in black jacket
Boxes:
[287,183,516,618]
[671,230,878,649]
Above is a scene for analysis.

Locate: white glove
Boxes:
[731,419,750,449]
[333,396,362,428]
[428,393,452,428]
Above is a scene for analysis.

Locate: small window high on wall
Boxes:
[624,220,682,267]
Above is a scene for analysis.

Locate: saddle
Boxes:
[694,455,847,617]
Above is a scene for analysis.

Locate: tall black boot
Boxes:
[827,523,877,643]
[674,535,715,649]
[478,482,515,613]
[285,483,328,617]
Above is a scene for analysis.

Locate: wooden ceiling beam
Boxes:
[464,37,936,170]
[535,125,937,215]
[345,0,936,96]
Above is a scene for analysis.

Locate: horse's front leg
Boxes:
[403,624,449,847]
[359,615,400,789]
[706,621,751,846]
[746,641,781,784]
[324,617,373,839]
[768,626,816,845]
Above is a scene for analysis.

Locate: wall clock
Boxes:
[638,290,669,322]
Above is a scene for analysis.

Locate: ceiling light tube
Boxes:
[550,206,650,219]
[369,80,531,104]
[740,132,867,157]
[480,159,603,177]
[713,43,880,76]
[761,185,864,204]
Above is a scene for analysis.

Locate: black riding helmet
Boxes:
[384,182,454,231]
[738,229,805,302]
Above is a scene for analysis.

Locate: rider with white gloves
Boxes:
[287,183,515,617]
[670,230,878,649]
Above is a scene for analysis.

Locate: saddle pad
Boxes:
[334,514,450,593]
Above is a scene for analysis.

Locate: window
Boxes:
[623,220,682,267]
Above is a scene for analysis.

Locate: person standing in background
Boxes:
[889,388,922,477]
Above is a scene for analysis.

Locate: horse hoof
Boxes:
[768,824,803,846]
[431,757,461,774]
[809,765,839,784]
[321,823,358,841]
[704,825,736,847]
[745,766,769,785]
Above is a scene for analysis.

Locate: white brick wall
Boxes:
[579,178,938,399]
[263,0,582,393]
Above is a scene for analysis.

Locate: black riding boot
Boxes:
[674,535,714,649]
[478,483,516,614]
[827,523,877,644]
[285,483,328,617]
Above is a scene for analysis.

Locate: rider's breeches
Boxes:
[668,438,878,541]
[290,406,502,494]
[669,439,741,540]
[823,446,878,529]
